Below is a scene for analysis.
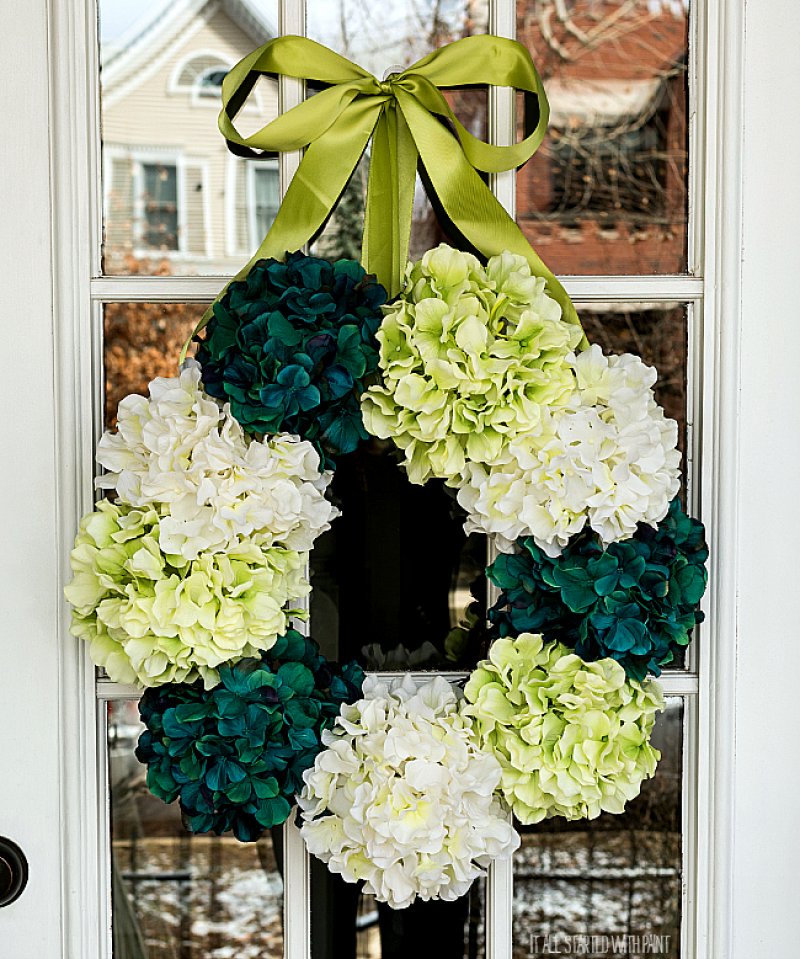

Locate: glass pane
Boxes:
[99,0,279,275]
[109,700,284,958]
[311,872,486,959]
[516,0,690,274]
[310,447,489,671]
[103,303,202,426]
[307,0,489,264]
[512,698,683,958]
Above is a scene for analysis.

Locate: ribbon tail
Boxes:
[398,92,584,340]
[363,107,418,296]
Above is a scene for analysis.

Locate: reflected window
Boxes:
[139,162,179,251]
[172,53,230,93]
[196,66,228,96]
[251,163,281,247]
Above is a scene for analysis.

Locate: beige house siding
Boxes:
[102,2,277,274]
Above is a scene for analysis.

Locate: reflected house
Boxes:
[101,0,279,275]
[515,1,689,274]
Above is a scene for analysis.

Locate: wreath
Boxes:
[65,32,707,911]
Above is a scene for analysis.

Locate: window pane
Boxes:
[307,0,489,263]
[512,698,684,958]
[99,0,279,275]
[109,700,284,958]
[103,302,202,426]
[516,0,690,274]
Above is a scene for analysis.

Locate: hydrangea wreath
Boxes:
[195,252,387,466]
[298,675,520,909]
[488,498,708,681]
[136,630,365,842]
[463,633,664,823]
[61,23,710,906]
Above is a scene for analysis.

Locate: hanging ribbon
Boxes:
[190,33,582,345]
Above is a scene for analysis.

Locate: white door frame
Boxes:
[2,1,798,957]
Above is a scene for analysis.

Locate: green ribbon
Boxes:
[193,33,581,341]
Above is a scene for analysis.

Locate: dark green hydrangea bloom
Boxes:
[136,630,365,842]
[488,498,708,682]
[195,252,386,467]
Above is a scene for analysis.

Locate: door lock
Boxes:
[0,837,28,907]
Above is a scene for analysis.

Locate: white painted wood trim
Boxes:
[278,5,310,957]
[47,0,107,957]
[692,0,745,955]
[88,272,705,301]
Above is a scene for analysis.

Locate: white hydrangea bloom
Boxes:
[456,345,681,555]
[96,361,339,559]
[298,675,520,910]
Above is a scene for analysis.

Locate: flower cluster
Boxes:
[64,501,307,687]
[463,634,663,823]
[136,630,365,842]
[457,345,681,554]
[195,252,386,465]
[361,245,582,484]
[488,498,708,681]
[65,363,339,686]
[298,675,520,909]
[96,361,338,559]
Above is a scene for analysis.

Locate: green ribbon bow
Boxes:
[196,33,581,338]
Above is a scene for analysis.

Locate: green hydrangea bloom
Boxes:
[463,633,664,823]
[64,500,308,687]
[361,245,582,484]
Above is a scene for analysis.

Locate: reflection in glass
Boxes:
[516,0,690,274]
[109,700,284,958]
[99,0,279,275]
[512,699,683,959]
[103,303,202,427]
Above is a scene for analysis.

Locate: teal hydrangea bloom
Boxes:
[136,630,365,842]
[487,498,708,682]
[195,252,386,467]
[463,633,664,823]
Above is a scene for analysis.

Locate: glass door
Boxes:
[91,2,701,956]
